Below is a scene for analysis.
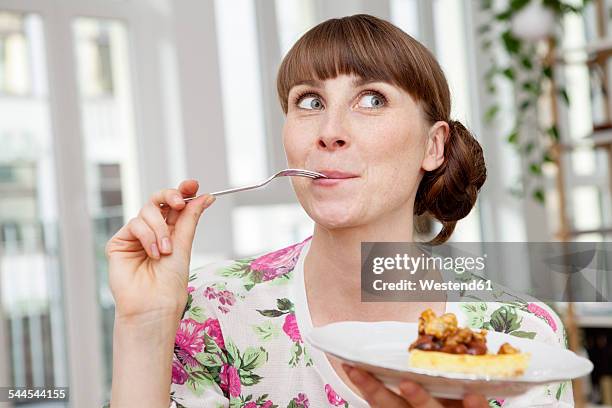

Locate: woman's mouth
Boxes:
[312,169,359,186]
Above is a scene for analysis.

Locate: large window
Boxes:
[73,17,139,392]
[0,10,68,400]
[214,0,268,188]
[275,0,316,56]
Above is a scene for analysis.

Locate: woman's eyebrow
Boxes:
[293,79,323,88]
[352,78,387,87]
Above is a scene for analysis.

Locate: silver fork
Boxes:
[182,168,327,202]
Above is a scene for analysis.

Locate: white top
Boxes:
[166,235,573,408]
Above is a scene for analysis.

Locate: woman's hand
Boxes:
[342,365,489,408]
[106,179,215,323]
[108,180,215,407]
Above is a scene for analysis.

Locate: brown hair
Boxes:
[276,14,486,245]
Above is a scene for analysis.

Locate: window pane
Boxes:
[0,11,68,399]
[275,0,316,56]
[73,18,140,396]
[215,0,268,187]
[390,0,420,39]
[432,0,482,241]
[232,204,313,257]
[572,185,602,231]
[0,11,32,95]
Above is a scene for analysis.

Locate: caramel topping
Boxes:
[409,308,519,356]
[497,342,520,355]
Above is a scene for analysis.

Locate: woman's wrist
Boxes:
[110,314,180,407]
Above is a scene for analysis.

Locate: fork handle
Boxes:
[183,184,264,201]
[159,185,261,206]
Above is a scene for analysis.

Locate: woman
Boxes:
[106,14,572,408]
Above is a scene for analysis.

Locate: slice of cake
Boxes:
[408,309,530,377]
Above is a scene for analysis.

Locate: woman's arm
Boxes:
[111,311,182,407]
[104,179,216,406]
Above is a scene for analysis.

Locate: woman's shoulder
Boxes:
[452,280,568,348]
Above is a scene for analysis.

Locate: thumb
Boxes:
[173,193,216,257]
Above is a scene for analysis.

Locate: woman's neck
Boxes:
[303,203,439,324]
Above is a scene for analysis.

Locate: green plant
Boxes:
[478,0,591,203]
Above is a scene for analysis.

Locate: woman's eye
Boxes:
[358,93,386,108]
[298,96,324,110]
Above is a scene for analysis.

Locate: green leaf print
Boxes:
[487,305,522,333]
[239,372,263,386]
[270,271,293,286]
[256,308,287,318]
[277,298,294,312]
[189,306,205,322]
[243,270,263,291]
[240,346,268,371]
[303,344,314,367]
[229,397,242,408]
[190,369,216,385]
[509,330,536,339]
[204,333,223,355]
[252,320,281,342]
[218,259,253,279]
[289,342,303,367]
[226,340,240,366]
[556,381,567,400]
[255,393,269,404]
[199,352,225,367]
[183,293,193,317]
[460,302,488,328]
[186,373,213,395]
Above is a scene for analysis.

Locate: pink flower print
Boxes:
[202,318,225,350]
[218,290,235,307]
[495,398,505,406]
[171,357,188,385]
[219,364,241,397]
[250,239,308,281]
[175,318,206,367]
[203,286,217,300]
[203,286,237,314]
[527,303,557,332]
[243,403,258,408]
[283,313,302,343]
[325,384,347,406]
[293,392,309,407]
[261,401,274,408]
[187,286,195,294]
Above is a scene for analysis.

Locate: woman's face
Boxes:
[283,74,446,229]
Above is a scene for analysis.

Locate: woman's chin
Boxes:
[309,207,359,229]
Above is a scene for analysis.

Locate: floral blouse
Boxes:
[169,235,574,408]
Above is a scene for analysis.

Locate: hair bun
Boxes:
[415,120,486,244]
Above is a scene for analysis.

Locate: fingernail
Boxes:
[348,367,366,384]
[161,237,172,253]
[400,381,418,396]
[151,243,160,258]
[205,195,216,206]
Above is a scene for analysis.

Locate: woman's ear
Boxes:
[421,121,449,172]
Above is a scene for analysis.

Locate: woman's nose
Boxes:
[318,134,348,149]
[317,113,350,150]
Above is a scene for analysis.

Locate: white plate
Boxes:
[306,321,593,400]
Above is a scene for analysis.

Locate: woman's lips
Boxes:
[312,170,359,186]
[312,177,357,186]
